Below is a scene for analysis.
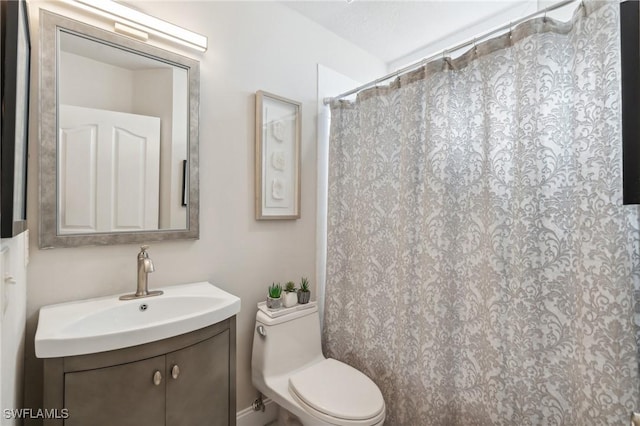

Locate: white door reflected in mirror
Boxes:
[59,105,161,234]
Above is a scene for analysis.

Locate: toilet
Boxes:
[251,304,386,426]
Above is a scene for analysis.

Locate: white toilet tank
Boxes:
[252,306,325,382]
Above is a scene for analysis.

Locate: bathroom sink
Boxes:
[35,282,241,358]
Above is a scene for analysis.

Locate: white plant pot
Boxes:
[283,292,298,308]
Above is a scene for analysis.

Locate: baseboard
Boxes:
[236,397,278,426]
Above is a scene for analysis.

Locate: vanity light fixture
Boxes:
[68,0,207,52]
[113,22,148,42]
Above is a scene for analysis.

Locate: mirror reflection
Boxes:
[57,31,189,234]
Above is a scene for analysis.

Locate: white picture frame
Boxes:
[255,91,301,220]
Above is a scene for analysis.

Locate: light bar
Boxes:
[71,0,207,52]
[114,22,148,42]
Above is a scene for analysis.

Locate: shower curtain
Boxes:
[324,2,640,424]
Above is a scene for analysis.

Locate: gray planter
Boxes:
[266,296,282,309]
[297,290,310,304]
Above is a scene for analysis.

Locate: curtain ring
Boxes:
[543,10,547,23]
[508,22,513,42]
[472,38,477,54]
[442,49,450,68]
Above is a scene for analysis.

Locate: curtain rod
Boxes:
[323,0,579,105]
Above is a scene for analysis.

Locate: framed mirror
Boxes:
[1,0,31,238]
[39,10,199,248]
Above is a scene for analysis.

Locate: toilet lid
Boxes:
[288,358,385,421]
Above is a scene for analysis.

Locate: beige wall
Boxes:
[24,0,386,419]
[59,51,136,112]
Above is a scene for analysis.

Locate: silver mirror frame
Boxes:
[39,10,199,248]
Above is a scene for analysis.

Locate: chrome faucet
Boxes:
[119,245,163,300]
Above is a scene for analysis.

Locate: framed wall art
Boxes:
[255,91,301,220]
[1,0,31,237]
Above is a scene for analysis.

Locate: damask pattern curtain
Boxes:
[324,2,640,424]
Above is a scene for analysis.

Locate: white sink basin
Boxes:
[35,282,241,358]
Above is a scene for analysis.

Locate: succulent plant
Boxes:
[285,281,296,293]
[297,277,311,304]
[268,283,282,298]
[299,277,310,292]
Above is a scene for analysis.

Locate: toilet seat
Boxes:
[288,358,385,424]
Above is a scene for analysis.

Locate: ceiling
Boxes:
[281,1,540,67]
[60,31,173,70]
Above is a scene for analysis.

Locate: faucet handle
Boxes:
[140,245,150,252]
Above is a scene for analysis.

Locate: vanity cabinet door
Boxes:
[64,355,166,426]
[166,329,230,426]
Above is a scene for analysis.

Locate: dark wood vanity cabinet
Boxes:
[166,330,230,426]
[43,317,236,426]
[64,354,166,426]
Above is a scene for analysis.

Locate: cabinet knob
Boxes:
[153,370,162,386]
[171,364,180,380]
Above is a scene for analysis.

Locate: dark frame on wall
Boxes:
[1,0,30,237]
[621,0,640,204]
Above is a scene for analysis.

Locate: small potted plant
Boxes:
[283,281,298,308]
[297,277,310,304]
[267,283,282,309]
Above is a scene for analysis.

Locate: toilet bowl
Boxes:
[251,305,385,426]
